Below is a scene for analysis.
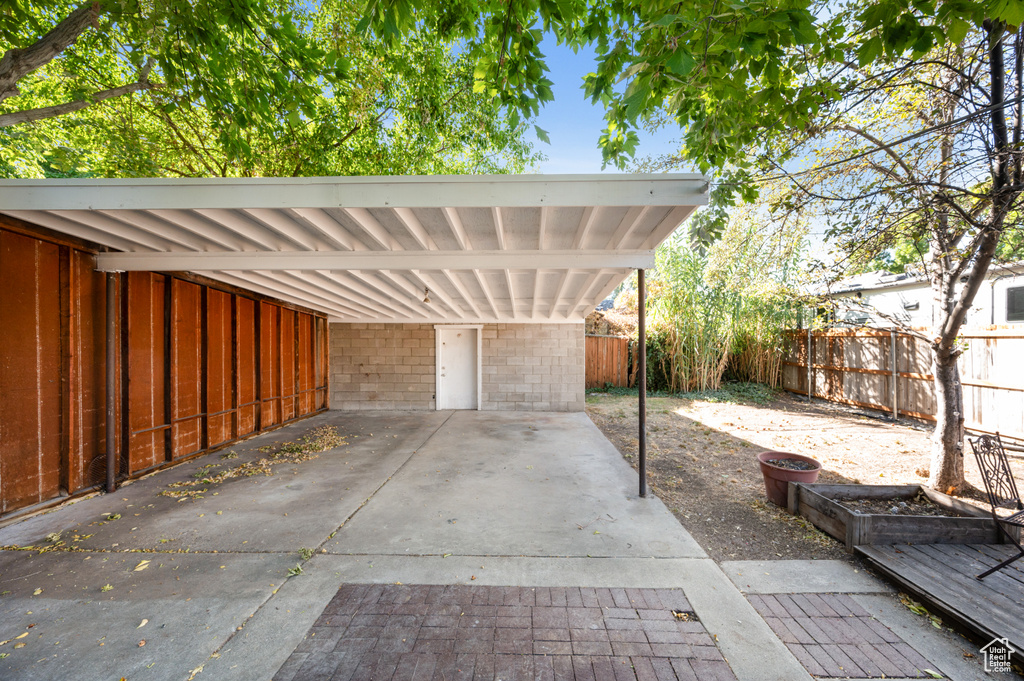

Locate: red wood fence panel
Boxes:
[126,271,168,474]
[69,249,111,492]
[0,220,330,516]
[585,335,630,389]
[236,297,259,437]
[0,231,63,512]
[171,279,203,460]
[206,288,233,448]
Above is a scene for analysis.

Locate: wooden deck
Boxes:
[856,543,1024,662]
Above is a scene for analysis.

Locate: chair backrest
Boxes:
[969,433,1023,511]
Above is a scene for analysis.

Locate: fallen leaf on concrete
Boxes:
[134,560,151,572]
[137,619,148,629]
[138,640,146,647]
[14,633,27,640]
[33,589,41,595]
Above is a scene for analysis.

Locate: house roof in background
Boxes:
[825,261,1024,297]
[0,174,708,323]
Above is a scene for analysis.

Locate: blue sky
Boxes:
[528,39,687,175]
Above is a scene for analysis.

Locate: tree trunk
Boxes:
[0,3,100,104]
[928,346,965,492]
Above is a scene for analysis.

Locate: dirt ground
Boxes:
[585,389,1023,563]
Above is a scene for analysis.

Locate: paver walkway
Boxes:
[749,594,934,678]
[275,585,734,681]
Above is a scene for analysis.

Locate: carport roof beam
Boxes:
[95,249,657,272]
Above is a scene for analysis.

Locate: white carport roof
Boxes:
[0,174,707,323]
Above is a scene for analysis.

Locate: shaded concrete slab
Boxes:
[325,411,705,559]
[0,411,449,554]
[0,549,295,681]
[721,560,893,594]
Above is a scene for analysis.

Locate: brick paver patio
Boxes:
[748,594,941,679]
[274,584,737,681]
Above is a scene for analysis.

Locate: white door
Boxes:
[437,327,478,409]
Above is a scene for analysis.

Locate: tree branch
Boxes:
[0,2,101,103]
[834,124,919,182]
[0,60,155,127]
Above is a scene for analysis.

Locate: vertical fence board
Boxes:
[126,272,167,473]
[316,316,329,409]
[171,280,203,459]
[260,302,281,427]
[70,251,109,490]
[236,297,258,436]
[206,289,233,447]
[297,313,314,413]
[279,308,296,422]
[0,232,63,512]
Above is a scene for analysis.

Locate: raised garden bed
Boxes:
[787,483,1004,552]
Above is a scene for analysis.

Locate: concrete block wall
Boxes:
[480,324,585,411]
[328,322,584,411]
[329,323,435,410]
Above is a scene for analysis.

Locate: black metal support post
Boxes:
[106,272,117,493]
[638,268,647,498]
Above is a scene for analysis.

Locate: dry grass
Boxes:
[586,390,1024,561]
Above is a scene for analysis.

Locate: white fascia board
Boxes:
[0,173,708,211]
[331,316,588,324]
[95,249,656,272]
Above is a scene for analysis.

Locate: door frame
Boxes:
[433,324,483,410]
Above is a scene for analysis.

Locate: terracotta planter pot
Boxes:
[757,451,822,507]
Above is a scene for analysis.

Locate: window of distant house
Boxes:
[1008,286,1024,322]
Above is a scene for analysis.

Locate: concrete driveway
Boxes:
[0,411,983,681]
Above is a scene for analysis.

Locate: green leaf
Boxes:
[666,49,697,77]
[534,125,551,144]
[858,36,884,67]
[994,0,1024,25]
[947,17,969,44]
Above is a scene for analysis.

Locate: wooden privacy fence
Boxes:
[0,218,330,517]
[585,335,632,388]
[782,327,1024,441]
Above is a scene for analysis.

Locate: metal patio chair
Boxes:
[968,433,1024,579]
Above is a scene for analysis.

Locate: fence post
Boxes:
[806,325,813,402]
[891,329,898,420]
